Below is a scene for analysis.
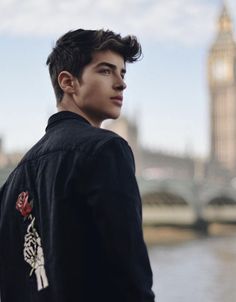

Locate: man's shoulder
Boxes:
[78,126,130,157]
[19,122,129,164]
[87,126,122,147]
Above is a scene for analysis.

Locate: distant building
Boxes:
[104,116,202,180]
[0,137,8,168]
[0,137,23,170]
[0,137,3,153]
[208,3,236,175]
[141,149,196,180]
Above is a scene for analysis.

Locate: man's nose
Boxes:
[114,78,127,91]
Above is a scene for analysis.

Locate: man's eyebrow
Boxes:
[95,62,126,74]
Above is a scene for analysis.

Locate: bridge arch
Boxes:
[142,191,188,206]
[142,189,196,226]
[202,194,236,223]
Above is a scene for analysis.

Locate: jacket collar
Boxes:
[46,111,91,132]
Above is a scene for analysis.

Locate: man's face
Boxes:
[73,50,126,126]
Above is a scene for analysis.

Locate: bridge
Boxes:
[138,177,236,233]
[1,168,236,233]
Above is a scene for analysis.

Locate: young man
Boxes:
[0,29,155,302]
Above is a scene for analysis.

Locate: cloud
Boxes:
[0,0,235,46]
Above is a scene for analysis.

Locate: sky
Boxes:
[0,0,236,158]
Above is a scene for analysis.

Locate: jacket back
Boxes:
[0,111,155,302]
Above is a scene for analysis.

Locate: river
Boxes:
[148,234,236,302]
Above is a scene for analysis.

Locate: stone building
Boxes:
[208,3,236,176]
[0,137,23,170]
[104,117,199,180]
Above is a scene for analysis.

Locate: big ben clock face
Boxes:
[212,59,229,81]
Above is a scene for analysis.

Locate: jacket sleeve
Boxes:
[86,137,155,302]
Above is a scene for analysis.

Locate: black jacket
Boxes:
[0,111,155,302]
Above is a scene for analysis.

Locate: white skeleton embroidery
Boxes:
[23,216,49,291]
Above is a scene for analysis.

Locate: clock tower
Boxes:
[208,2,236,173]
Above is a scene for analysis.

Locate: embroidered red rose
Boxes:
[16,191,32,217]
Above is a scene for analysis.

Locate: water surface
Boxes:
[149,234,236,302]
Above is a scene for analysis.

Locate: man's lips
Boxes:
[110,96,123,107]
[110,96,123,101]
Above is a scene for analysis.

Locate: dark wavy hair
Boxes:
[46,29,142,102]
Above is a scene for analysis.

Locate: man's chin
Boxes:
[109,110,121,120]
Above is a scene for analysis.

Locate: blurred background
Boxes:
[1,0,236,301]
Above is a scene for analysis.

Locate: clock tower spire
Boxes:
[218,1,233,34]
[208,2,236,174]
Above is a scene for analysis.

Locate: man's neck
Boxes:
[57,101,102,128]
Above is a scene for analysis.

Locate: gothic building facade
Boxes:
[208,3,236,175]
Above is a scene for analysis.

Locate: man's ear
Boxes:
[58,71,78,94]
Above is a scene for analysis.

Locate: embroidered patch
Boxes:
[16,191,49,291]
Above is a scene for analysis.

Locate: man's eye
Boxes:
[100,69,111,75]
